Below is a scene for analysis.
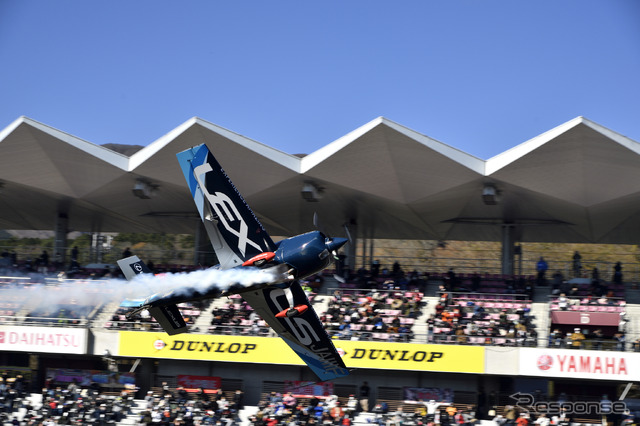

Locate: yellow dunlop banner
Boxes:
[118,332,484,373]
[338,340,483,373]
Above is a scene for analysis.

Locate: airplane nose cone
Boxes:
[326,237,348,252]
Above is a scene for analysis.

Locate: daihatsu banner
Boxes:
[0,326,87,354]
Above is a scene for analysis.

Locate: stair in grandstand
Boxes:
[94,301,121,328]
[623,282,640,304]
[119,398,147,425]
[196,296,229,332]
[529,302,550,344]
[193,306,215,332]
[621,302,640,344]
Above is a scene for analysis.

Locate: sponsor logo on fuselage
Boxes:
[268,287,346,373]
[193,162,262,257]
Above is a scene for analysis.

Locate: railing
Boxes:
[5,243,640,283]
[2,315,89,327]
[447,291,532,302]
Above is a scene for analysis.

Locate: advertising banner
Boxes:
[0,326,87,354]
[46,368,135,386]
[519,348,640,381]
[177,375,221,390]
[403,387,453,403]
[339,340,484,373]
[550,311,621,326]
[118,332,484,374]
[284,380,334,397]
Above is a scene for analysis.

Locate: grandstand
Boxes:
[0,263,638,424]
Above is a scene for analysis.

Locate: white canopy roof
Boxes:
[0,115,638,244]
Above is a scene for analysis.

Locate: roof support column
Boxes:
[193,220,217,267]
[361,237,367,272]
[346,222,357,277]
[369,235,374,271]
[54,212,68,270]
[194,220,203,265]
[501,224,515,275]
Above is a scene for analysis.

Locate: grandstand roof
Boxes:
[1,115,639,243]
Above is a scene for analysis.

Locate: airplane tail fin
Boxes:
[176,144,277,269]
[116,256,188,336]
[116,255,152,280]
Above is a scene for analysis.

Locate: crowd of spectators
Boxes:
[249,392,360,425]
[429,287,537,346]
[0,374,138,425]
[208,297,270,336]
[0,373,251,425]
[322,288,424,342]
[26,302,92,326]
[106,302,206,333]
[137,385,245,425]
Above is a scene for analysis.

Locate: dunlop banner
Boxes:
[118,332,484,373]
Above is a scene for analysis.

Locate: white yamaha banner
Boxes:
[0,326,87,354]
[519,347,640,381]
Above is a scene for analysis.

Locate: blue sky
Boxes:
[0,1,638,159]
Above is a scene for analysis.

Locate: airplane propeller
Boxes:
[312,212,350,260]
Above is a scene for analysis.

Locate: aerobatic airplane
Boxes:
[117,143,350,381]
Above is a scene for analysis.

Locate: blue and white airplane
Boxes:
[117,143,350,381]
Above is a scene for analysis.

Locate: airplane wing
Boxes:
[241,281,350,381]
[176,144,277,270]
[116,256,188,335]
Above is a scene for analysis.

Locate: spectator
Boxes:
[423,399,450,423]
[446,268,458,290]
[71,246,79,261]
[359,381,370,412]
[345,395,358,415]
[38,250,50,274]
[572,251,582,277]
[534,413,550,426]
[601,394,612,424]
[282,392,296,409]
[614,332,626,351]
[371,260,380,277]
[551,271,564,294]
[536,257,548,286]
[592,329,604,350]
[570,328,585,349]
[504,405,517,426]
[613,262,623,284]
[557,294,569,311]
[493,413,507,425]
[232,389,244,411]
[621,409,635,426]
[516,413,530,426]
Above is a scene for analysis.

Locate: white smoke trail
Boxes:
[1,267,282,312]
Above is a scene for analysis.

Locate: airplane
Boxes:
[117,143,350,381]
